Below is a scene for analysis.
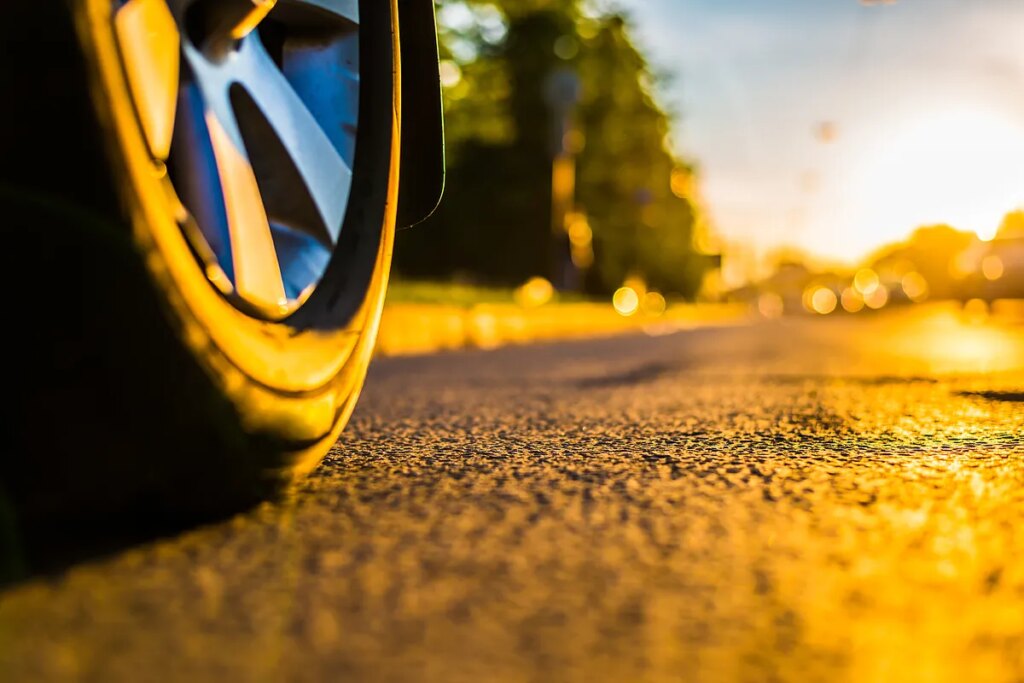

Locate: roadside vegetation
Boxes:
[394,0,714,299]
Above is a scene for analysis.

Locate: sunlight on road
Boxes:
[890,304,1024,375]
[6,307,1024,682]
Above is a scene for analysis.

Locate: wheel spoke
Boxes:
[174,1,359,311]
[290,0,358,24]
[230,34,353,242]
[114,0,180,160]
[205,110,287,310]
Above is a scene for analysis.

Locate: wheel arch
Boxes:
[395,0,445,228]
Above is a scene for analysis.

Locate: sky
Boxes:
[625,0,1024,280]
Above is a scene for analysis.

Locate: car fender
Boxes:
[395,0,445,228]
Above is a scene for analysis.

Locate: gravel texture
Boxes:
[3,304,1024,682]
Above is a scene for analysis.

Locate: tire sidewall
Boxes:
[72,0,401,450]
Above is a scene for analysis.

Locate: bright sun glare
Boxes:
[835,108,1024,259]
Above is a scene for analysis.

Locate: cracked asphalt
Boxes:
[4,303,1024,682]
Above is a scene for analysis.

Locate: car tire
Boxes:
[0,0,400,573]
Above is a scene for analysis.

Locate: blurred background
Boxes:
[390,0,1024,321]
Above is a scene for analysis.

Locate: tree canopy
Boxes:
[394,0,711,297]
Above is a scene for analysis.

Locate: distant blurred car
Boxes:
[0,0,443,550]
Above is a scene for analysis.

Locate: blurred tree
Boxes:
[394,0,709,297]
[996,209,1024,240]
[869,224,976,300]
[575,15,705,295]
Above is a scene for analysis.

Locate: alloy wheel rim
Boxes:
[113,0,361,318]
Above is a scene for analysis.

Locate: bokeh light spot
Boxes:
[810,287,838,315]
[853,268,880,296]
[642,291,667,316]
[963,298,990,324]
[438,60,462,89]
[553,35,578,60]
[864,284,889,310]
[982,255,1004,281]
[758,292,784,318]
[613,287,640,316]
[901,272,929,302]
[841,287,864,313]
[515,277,554,308]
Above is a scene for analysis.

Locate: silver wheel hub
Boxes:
[114,0,361,316]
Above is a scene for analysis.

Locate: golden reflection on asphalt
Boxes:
[890,305,1024,374]
[4,303,1024,682]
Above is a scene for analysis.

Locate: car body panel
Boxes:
[395,0,445,228]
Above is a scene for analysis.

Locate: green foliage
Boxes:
[386,280,516,305]
[395,0,709,297]
[386,279,589,305]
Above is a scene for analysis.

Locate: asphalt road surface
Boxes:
[4,303,1024,682]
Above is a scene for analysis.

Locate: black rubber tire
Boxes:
[0,0,400,577]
